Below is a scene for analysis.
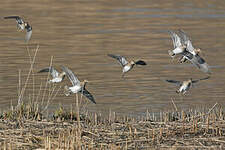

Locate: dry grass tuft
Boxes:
[0,102,224,149]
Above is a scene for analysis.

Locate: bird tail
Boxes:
[135,60,147,65]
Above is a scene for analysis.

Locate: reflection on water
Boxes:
[0,0,225,115]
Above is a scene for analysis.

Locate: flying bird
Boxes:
[61,66,96,104]
[166,76,210,94]
[168,30,211,74]
[177,30,202,63]
[4,16,32,42]
[168,30,186,58]
[38,67,66,83]
[108,54,147,77]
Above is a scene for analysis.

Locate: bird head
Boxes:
[83,79,89,83]
[195,48,201,54]
[131,60,136,65]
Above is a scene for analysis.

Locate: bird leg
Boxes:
[64,86,71,96]
[171,56,175,63]
[182,91,188,96]
[121,73,125,79]
[178,56,186,63]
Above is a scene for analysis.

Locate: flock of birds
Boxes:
[4,16,211,104]
[166,29,211,94]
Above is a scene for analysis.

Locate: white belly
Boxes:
[123,65,132,73]
[173,47,184,55]
[179,84,190,93]
[179,85,185,93]
[50,77,62,83]
[191,51,197,55]
[69,85,82,93]
[17,24,25,30]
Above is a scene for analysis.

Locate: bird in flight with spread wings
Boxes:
[4,16,32,43]
[108,54,147,78]
[168,30,211,74]
[166,76,210,94]
[38,67,66,83]
[168,30,187,58]
[61,66,96,104]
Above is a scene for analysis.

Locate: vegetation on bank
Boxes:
[0,101,224,149]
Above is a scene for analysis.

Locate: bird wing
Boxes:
[61,66,80,86]
[181,51,201,69]
[38,67,59,78]
[4,16,20,19]
[194,54,206,64]
[81,88,96,104]
[186,40,195,54]
[184,52,211,74]
[135,60,147,65]
[108,54,128,66]
[166,79,182,86]
[192,76,210,83]
[178,29,190,44]
[168,30,182,48]
[50,67,60,78]
[25,29,32,43]
[178,30,195,54]
[4,16,24,24]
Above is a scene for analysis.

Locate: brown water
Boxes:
[0,0,225,116]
